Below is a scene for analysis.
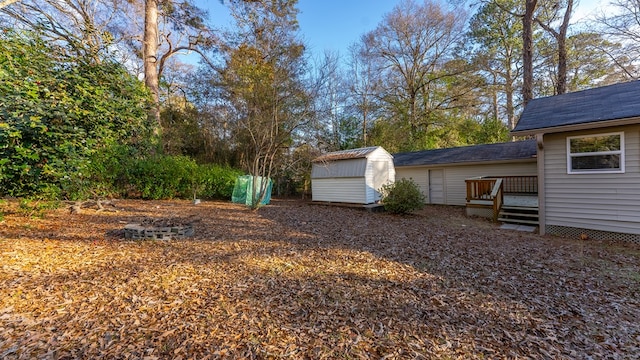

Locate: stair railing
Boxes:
[490,179,503,221]
[465,177,504,221]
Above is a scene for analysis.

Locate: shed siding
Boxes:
[311,178,366,203]
[311,147,394,204]
[543,125,640,234]
[311,158,367,178]
[396,161,537,206]
[363,148,396,203]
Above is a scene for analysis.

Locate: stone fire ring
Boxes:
[124,223,194,240]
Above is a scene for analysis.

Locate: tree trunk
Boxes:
[505,63,515,131]
[534,0,574,95]
[522,0,537,106]
[556,38,568,95]
[491,72,499,121]
[555,0,573,95]
[144,0,161,128]
[362,100,368,146]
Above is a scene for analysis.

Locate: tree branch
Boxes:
[0,0,20,9]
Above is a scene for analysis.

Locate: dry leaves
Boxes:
[1,199,639,359]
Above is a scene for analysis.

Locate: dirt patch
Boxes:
[1,199,639,358]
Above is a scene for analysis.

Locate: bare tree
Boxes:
[534,0,574,95]
[488,0,577,103]
[2,0,216,128]
[142,0,216,127]
[364,0,467,145]
[1,0,131,61]
[596,0,640,79]
[222,0,312,208]
[522,0,538,105]
[348,39,382,147]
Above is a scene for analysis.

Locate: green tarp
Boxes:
[231,175,273,206]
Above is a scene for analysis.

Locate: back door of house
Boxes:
[428,169,444,204]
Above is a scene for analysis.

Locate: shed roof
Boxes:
[513,80,640,135]
[393,140,536,167]
[312,146,386,163]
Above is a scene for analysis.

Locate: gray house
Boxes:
[513,80,640,242]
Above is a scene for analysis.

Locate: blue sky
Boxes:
[203,0,607,61]
[205,0,401,58]
[296,0,399,57]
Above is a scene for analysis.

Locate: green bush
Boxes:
[86,144,138,199]
[0,29,153,200]
[379,178,426,214]
[121,155,242,200]
[197,164,243,200]
[124,155,196,200]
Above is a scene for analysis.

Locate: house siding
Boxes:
[428,169,445,204]
[392,168,429,202]
[543,125,640,235]
[396,161,537,206]
[311,177,366,204]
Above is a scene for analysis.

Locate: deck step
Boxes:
[468,199,494,206]
[501,206,539,211]
[499,202,539,226]
[498,218,539,225]
[499,211,539,218]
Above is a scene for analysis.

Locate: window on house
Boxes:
[567,132,624,174]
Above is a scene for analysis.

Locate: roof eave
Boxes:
[395,157,537,169]
[511,116,640,136]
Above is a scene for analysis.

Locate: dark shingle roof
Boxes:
[513,81,640,134]
[393,140,536,167]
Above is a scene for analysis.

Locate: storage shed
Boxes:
[311,146,395,204]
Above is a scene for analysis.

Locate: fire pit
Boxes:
[123,218,195,240]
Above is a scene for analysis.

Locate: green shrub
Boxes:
[0,29,152,200]
[379,178,426,214]
[125,155,197,200]
[197,164,243,200]
[122,155,242,200]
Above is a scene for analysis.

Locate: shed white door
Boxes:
[428,169,444,204]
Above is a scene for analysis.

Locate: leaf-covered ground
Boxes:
[1,199,639,359]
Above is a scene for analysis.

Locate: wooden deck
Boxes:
[504,194,538,208]
[465,176,538,224]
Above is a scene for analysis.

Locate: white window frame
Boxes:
[566,132,625,174]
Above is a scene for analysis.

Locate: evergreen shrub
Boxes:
[379,178,426,214]
[197,164,243,200]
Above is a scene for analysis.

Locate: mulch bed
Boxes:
[1,198,639,359]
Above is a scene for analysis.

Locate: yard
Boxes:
[1,199,639,359]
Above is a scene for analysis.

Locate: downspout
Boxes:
[536,133,546,235]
